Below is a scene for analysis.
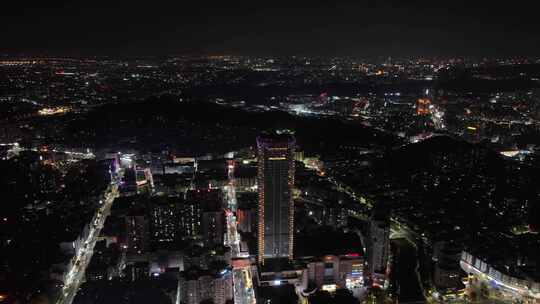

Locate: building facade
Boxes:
[256,133,296,264]
[178,269,233,304]
[367,211,390,287]
[306,254,364,291]
[125,211,149,254]
[151,200,179,244]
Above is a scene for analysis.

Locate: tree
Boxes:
[309,290,332,304]
[334,289,358,304]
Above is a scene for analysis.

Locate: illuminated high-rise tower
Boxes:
[256,132,296,264]
[367,207,390,288]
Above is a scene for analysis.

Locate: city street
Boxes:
[461,260,540,304]
[225,161,257,304]
[56,183,119,304]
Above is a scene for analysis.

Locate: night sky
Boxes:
[2,0,540,57]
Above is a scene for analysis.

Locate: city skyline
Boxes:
[1,4,540,303]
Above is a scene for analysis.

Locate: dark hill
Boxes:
[64,96,399,153]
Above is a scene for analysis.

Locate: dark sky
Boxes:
[2,1,540,57]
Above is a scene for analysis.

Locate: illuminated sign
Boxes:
[268,157,286,161]
[322,284,337,292]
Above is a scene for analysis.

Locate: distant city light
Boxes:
[38,106,70,116]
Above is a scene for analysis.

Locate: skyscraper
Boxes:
[125,209,149,254]
[256,132,296,264]
[367,208,390,288]
[201,208,225,246]
[181,189,224,243]
[150,198,179,244]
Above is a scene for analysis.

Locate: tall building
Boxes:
[367,208,390,288]
[432,241,464,290]
[179,199,202,239]
[150,198,180,244]
[237,192,258,233]
[201,209,225,246]
[178,268,233,304]
[125,261,149,282]
[125,208,149,254]
[182,189,224,243]
[256,133,296,264]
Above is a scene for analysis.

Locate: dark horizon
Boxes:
[3,1,540,58]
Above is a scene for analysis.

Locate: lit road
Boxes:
[225,161,256,304]
[233,267,256,304]
[0,143,95,161]
[225,211,241,257]
[56,183,119,304]
[460,260,540,303]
